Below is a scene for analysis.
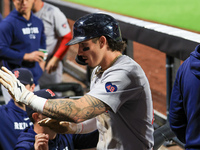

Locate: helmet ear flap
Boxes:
[75,55,87,65]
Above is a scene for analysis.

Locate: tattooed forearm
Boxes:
[42,95,108,123]
[43,99,77,122]
[84,94,106,110]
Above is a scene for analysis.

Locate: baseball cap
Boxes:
[26,89,58,119]
[12,68,34,85]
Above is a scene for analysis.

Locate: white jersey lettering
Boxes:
[14,122,29,130]
[22,27,39,35]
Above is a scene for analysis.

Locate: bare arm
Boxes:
[45,56,59,74]
[43,94,109,123]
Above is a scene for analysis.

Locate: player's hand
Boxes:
[34,133,49,150]
[23,51,44,63]
[39,60,46,71]
[0,66,34,104]
[45,56,59,74]
[38,118,77,134]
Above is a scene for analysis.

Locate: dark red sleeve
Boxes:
[54,32,72,60]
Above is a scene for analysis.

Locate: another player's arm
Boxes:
[43,94,109,123]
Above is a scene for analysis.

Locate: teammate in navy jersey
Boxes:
[0,68,35,150]
[15,89,98,150]
[0,0,46,103]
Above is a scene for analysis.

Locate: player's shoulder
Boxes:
[42,2,66,21]
[0,13,16,28]
[31,12,43,24]
[43,2,61,13]
[114,55,139,71]
[0,104,8,115]
[0,19,13,30]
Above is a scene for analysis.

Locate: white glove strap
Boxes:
[20,90,34,105]
[75,123,83,134]
[76,118,97,134]
[21,92,47,113]
[81,118,97,133]
[28,95,47,113]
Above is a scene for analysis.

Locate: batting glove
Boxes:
[0,66,35,104]
[0,67,47,112]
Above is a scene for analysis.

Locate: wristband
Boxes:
[75,123,83,134]
[28,95,47,113]
[80,118,97,134]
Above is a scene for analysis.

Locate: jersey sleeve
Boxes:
[0,22,24,65]
[53,32,72,60]
[53,8,71,37]
[51,7,71,59]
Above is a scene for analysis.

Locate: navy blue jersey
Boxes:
[169,44,200,149]
[0,9,46,85]
[0,100,33,150]
[0,13,2,22]
[15,126,99,150]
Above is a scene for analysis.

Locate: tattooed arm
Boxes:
[0,66,108,122]
[43,94,109,123]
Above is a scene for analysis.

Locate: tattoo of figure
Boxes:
[43,95,109,123]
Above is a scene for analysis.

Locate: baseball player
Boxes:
[0,0,46,103]
[32,0,72,95]
[0,68,35,150]
[0,13,154,149]
[15,89,98,150]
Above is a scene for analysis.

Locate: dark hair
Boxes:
[92,36,126,52]
[106,36,126,52]
[29,115,35,123]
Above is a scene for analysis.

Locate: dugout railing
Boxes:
[2,0,200,148]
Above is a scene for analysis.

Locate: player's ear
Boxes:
[99,36,106,48]
[32,112,39,122]
[30,83,35,92]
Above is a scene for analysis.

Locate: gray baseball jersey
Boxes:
[87,55,154,150]
[34,2,70,55]
[34,2,71,86]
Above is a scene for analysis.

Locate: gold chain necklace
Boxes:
[95,54,122,75]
